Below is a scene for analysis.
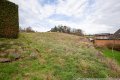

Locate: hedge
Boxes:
[0,0,19,38]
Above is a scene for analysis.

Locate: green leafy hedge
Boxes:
[0,0,19,38]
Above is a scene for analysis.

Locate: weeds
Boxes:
[0,32,120,80]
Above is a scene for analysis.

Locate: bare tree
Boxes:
[50,25,84,36]
[26,27,35,32]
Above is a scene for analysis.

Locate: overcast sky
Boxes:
[9,0,120,34]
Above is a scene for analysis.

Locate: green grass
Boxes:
[0,32,120,80]
[101,48,120,65]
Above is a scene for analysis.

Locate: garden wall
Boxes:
[0,0,19,38]
[94,39,120,47]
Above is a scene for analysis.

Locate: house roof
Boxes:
[114,29,120,35]
[110,29,120,39]
[95,33,111,36]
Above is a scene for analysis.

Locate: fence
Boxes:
[94,39,120,47]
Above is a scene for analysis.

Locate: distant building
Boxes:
[0,0,19,38]
[94,29,120,47]
[94,33,112,39]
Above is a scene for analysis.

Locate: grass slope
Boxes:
[0,32,120,80]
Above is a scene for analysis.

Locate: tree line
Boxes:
[50,25,84,36]
[19,25,84,36]
[19,27,35,33]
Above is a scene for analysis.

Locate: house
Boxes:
[0,0,19,38]
[94,29,120,47]
[94,33,112,39]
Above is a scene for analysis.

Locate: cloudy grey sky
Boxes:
[9,0,120,34]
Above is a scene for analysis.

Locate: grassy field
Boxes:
[100,48,120,65]
[0,32,120,80]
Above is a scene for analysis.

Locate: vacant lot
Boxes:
[0,32,120,80]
